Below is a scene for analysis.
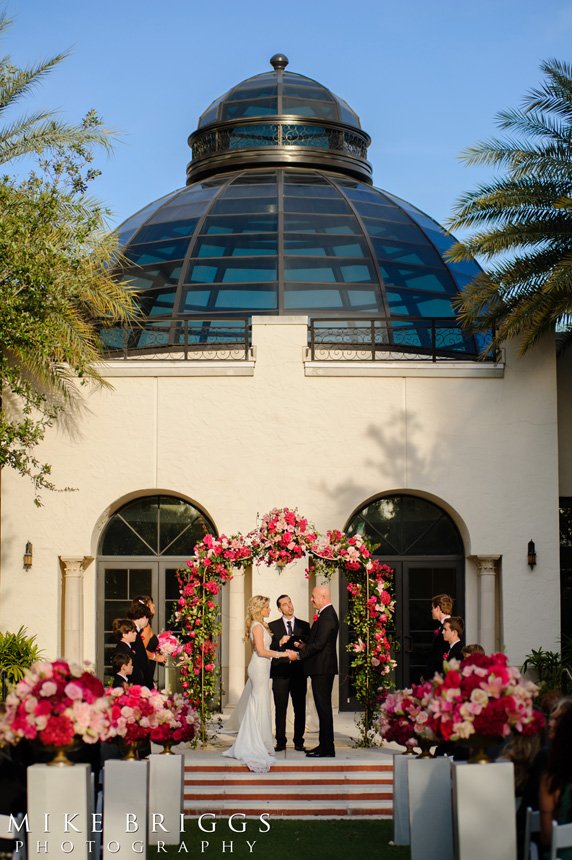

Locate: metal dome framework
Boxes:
[107,55,491,360]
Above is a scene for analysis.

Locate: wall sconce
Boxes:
[527,540,537,570]
[23,541,33,570]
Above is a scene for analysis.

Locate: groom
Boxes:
[292,584,339,758]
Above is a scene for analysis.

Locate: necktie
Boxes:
[287,620,293,636]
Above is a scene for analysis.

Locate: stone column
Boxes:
[227,566,246,706]
[474,555,500,653]
[59,556,92,663]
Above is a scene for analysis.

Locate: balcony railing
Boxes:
[101,316,252,361]
[308,317,498,362]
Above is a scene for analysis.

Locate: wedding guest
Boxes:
[269,594,310,752]
[427,593,453,676]
[130,595,165,686]
[462,643,485,657]
[442,617,464,660]
[539,707,572,858]
[111,618,145,685]
[127,604,154,687]
[111,651,133,689]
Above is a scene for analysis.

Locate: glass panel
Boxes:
[211,198,278,216]
[129,568,153,595]
[284,185,340,198]
[338,102,360,126]
[221,184,277,199]
[125,239,189,266]
[284,197,350,215]
[284,237,368,257]
[160,498,205,553]
[138,289,177,317]
[347,289,382,309]
[132,219,199,244]
[101,520,153,555]
[282,98,337,119]
[116,191,183,246]
[372,238,444,268]
[353,201,413,222]
[385,290,455,317]
[116,263,182,292]
[147,202,210,223]
[222,101,278,120]
[285,260,374,283]
[214,287,278,310]
[180,289,215,310]
[194,235,278,257]
[282,125,332,148]
[226,83,277,101]
[104,600,132,630]
[284,215,360,234]
[186,260,277,283]
[203,214,278,234]
[362,218,427,243]
[105,569,128,599]
[283,83,334,101]
[381,262,455,294]
[284,288,343,309]
[118,498,160,553]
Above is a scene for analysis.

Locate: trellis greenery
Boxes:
[174,508,396,746]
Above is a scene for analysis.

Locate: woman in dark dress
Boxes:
[129,595,165,687]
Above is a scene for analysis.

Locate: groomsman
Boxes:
[294,585,339,758]
[269,595,310,752]
[442,617,464,660]
[427,593,453,677]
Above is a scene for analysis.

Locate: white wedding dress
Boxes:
[222,621,275,773]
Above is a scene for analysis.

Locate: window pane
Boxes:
[132,219,199,244]
[194,235,278,257]
[284,215,360,234]
[125,239,189,266]
[105,569,128,600]
[203,214,278,234]
[116,263,183,291]
[381,262,454,294]
[284,197,350,215]
[138,289,177,317]
[186,260,277,283]
[118,498,159,553]
[372,238,443,268]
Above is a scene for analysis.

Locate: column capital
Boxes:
[59,556,93,576]
[470,555,500,576]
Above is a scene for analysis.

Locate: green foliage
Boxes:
[0,625,42,698]
[521,641,572,698]
[0,16,139,503]
[448,59,572,356]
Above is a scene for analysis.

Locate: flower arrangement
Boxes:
[156,631,182,660]
[256,507,317,567]
[424,652,544,742]
[105,684,168,744]
[378,682,435,749]
[0,659,110,747]
[148,693,198,746]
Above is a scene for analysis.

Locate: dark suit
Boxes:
[112,641,145,686]
[444,640,463,661]
[427,617,450,677]
[299,604,339,755]
[269,616,310,748]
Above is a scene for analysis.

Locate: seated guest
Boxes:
[539,707,572,859]
[111,651,133,689]
[442,617,464,660]
[462,643,485,657]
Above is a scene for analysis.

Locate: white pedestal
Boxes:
[408,757,454,860]
[27,762,91,858]
[103,760,148,859]
[452,761,516,860]
[148,754,184,845]
[392,754,411,845]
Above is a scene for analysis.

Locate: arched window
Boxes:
[97,495,217,679]
[340,494,465,700]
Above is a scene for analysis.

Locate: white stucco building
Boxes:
[1,54,568,710]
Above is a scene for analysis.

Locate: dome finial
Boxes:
[270,53,289,71]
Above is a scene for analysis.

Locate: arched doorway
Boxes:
[97,494,217,685]
[340,493,465,708]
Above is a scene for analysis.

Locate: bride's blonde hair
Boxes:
[245,595,270,638]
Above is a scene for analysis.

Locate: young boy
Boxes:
[443,616,464,661]
[111,651,134,689]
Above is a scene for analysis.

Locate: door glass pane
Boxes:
[100,519,153,555]
[119,499,159,552]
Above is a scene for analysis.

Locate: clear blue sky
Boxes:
[5,0,571,232]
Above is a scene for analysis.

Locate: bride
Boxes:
[223,595,297,773]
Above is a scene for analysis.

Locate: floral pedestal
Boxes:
[408,757,454,860]
[452,761,516,860]
[103,759,148,858]
[27,762,92,858]
[392,753,411,845]
[148,753,184,845]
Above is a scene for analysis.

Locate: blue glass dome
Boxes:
[107,56,486,357]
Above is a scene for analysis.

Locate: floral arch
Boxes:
[173,507,396,745]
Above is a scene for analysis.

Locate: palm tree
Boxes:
[0,14,112,165]
[448,59,572,356]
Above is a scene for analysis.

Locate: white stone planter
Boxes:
[392,753,411,845]
[408,757,454,860]
[103,759,148,859]
[452,761,516,860]
[148,753,184,845]
[27,762,92,858]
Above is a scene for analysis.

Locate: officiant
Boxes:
[269,595,310,752]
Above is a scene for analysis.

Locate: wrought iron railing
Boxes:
[307,317,498,362]
[101,316,252,361]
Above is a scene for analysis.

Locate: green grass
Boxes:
[150,819,410,858]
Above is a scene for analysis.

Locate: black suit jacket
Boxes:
[445,640,463,661]
[427,619,449,676]
[269,617,310,679]
[112,641,146,686]
[299,604,339,676]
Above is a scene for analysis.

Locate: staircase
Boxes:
[183,752,394,819]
